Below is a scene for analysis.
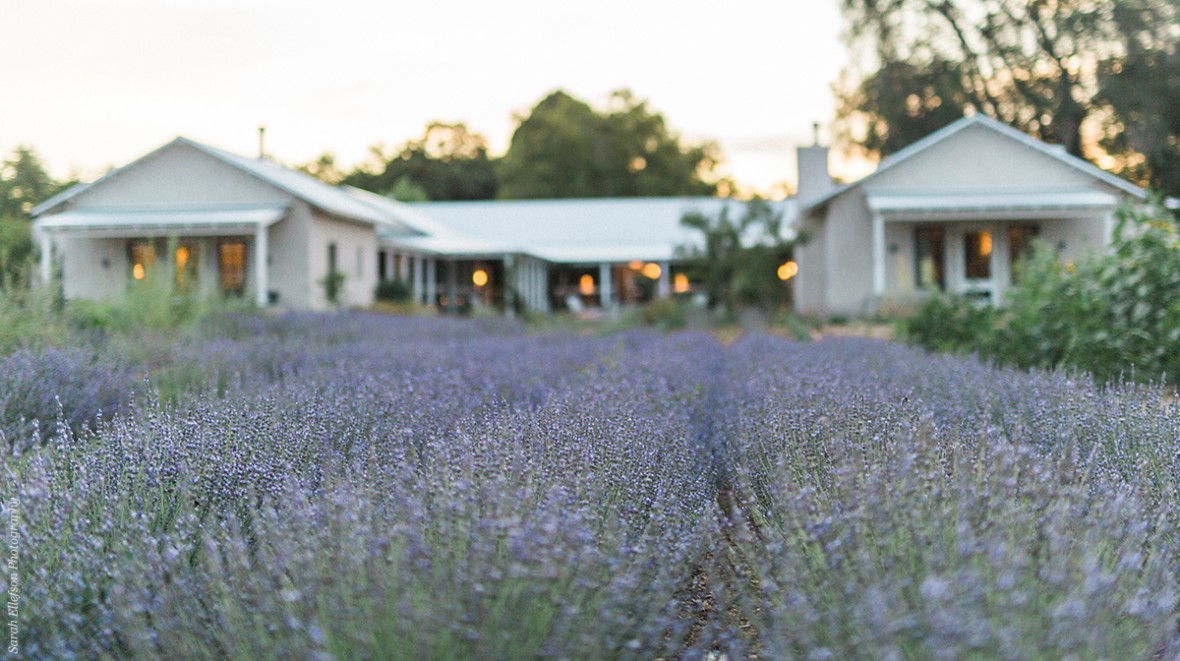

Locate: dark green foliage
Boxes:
[903,200,1180,383]
[498,89,722,199]
[374,278,411,303]
[0,217,34,285]
[679,199,796,313]
[341,122,498,201]
[902,293,999,355]
[837,0,1180,197]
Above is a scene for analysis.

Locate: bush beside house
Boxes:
[903,200,1180,384]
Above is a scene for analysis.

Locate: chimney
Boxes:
[796,122,834,207]
[258,126,266,160]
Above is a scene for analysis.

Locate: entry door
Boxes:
[954,224,1003,302]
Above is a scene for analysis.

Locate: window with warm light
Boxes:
[128,241,156,282]
[219,241,246,296]
[174,243,199,293]
[472,268,489,287]
[964,231,992,279]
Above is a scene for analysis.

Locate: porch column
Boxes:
[445,259,458,314]
[398,252,410,281]
[503,254,516,317]
[425,258,437,307]
[657,261,671,298]
[412,255,424,304]
[599,262,613,308]
[39,229,52,285]
[254,224,269,307]
[871,211,885,297]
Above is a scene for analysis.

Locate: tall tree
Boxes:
[836,0,1180,196]
[341,122,499,201]
[498,89,724,199]
[0,146,63,219]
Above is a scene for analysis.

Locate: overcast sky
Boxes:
[1,0,868,196]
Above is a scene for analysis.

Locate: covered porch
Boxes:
[867,189,1120,308]
[36,205,286,306]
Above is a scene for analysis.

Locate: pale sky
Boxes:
[1,0,868,197]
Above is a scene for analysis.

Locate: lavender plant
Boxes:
[4,314,1180,659]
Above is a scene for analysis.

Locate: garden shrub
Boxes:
[903,199,1180,383]
[375,277,412,302]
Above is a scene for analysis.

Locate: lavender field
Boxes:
[4,312,1180,659]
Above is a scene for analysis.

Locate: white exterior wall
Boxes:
[76,143,288,207]
[792,214,827,316]
[268,202,312,308]
[308,211,377,309]
[821,194,875,317]
[56,237,127,300]
[866,123,1097,192]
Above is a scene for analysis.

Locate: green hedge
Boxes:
[902,199,1180,384]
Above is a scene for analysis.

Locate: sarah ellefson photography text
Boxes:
[7,497,17,655]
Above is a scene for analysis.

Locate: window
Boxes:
[963,230,992,280]
[1008,224,1040,283]
[914,226,945,290]
[174,243,199,294]
[219,241,246,296]
[327,242,338,274]
[128,240,156,282]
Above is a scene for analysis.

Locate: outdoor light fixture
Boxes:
[777,260,799,281]
[579,274,595,295]
[629,260,644,271]
[673,273,690,293]
[641,263,662,279]
[133,263,146,280]
[472,268,489,287]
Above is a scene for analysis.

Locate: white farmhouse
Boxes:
[33,114,1151,316]
[794,114,1147,317]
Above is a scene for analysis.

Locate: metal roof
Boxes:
[866,188,1121,216]
[382,197,796,263]
[805,114,1146,213]
[36,204,289,236]
[32,137,412,231]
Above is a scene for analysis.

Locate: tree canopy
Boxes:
[498,89,725,199]
[836,0,1180,197]
[678,199,796,313]
[340,122,499,202]
[1,146,68,220]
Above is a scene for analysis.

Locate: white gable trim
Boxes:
[806,114,1145,214]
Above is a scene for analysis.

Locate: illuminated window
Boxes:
[219,241,246,296]
[579,274,595,295]
[174,243,199,293]
[128,241,156,282]
[914,226,945,290]
[964,231,992,279]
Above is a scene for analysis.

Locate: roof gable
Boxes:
[33,137,397,228]
[807,114,1145,212]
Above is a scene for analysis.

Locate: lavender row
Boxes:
[720,334,1180,658]
[5,314,1180,659]
[6,318,726,659]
